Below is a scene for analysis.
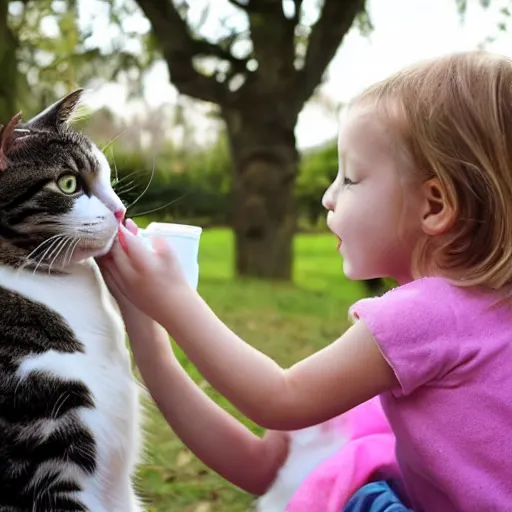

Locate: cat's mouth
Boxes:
[19,221,119,271]
[70,226,118,262]
[70,210,124,257]
[72,242,114,261]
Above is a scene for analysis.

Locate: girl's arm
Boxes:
[102,227,397,433]
[153,287,398,431]
[124,313,288,495]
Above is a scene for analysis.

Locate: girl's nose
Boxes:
[322,185,335,211]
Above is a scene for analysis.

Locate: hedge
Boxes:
[109,138,339,229]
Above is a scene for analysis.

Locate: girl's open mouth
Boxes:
[337,237,342,250]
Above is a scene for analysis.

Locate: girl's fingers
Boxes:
[99,259,120,289]
[118,224,153,271]
[151,236,172,257]
[118,226,128,251]
[101,266,136,311]
[125,218,139,235]
[101,265,117,289]
[109,235,139,278]
[97,249,117,274]
[104,261,132,299]
[101,267,116,293]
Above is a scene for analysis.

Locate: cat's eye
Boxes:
[57,174,80,195]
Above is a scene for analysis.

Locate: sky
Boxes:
[82,0,512,150]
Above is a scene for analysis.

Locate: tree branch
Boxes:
[1,0,20,118]
[294,0,366,109]
[134,0,229,104]
[248,0,298,92]
[194,38,249,77]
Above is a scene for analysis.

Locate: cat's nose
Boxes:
[114,209,126,224]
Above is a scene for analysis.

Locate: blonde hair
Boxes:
[353,51,512,290]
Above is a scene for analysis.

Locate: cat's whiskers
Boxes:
[65,237,81,268]
[128,194,189,219]
[17,233,86,274]
[63,237,81,268]
[110,148,119,184]
[115,181,139,196]
[17,235,64,274]
[100,127,132,155]
[32,236,65,274]
[112,171,146,192]
[110,151,191,218]
[47,236,75,274]
[112,169,148,188]
[120,159,190,218]
[125,155,156,214]
[44,237,68,275]
[46,236,67,260]
[19,234,65,272]
[61,239,74,268]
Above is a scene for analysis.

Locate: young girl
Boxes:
[100,50,512,511]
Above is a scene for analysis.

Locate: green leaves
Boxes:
[7,0,159,115]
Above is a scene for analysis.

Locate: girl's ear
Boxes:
[420,178,456,235]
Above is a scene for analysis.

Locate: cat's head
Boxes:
[0,89,125,271]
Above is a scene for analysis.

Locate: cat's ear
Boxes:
[0,112,23,171]
[25,89,84,131]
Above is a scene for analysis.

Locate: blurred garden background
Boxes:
[2,0,512,509]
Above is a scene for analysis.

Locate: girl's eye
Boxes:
[343,176,355,186]
[56,174,80,195]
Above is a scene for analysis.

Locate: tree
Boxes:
[4,0,158,120]
[132,0,367,280]
[3,0,85,118]
[0,0,19,120]
[6,0,498,283]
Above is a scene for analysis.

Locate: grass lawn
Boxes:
[134,227,366,511]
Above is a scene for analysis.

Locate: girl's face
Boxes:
[322,106,424,285]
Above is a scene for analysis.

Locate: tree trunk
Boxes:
[223,106,298,280]
[134,0,368,282]
[0,0,18,121]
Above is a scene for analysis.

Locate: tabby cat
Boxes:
[0,90,143,511]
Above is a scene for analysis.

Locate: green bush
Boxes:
[109,137,232,226]
[109,138,338,229]
[296,140,338,229]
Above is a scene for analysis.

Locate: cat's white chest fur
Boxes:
[0,260,143,511]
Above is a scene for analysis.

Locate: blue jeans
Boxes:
[343,480,413,512]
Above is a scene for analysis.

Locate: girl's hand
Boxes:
[100,236,176,358]
[101,256,140,320]
[261,429,290,478]
[99,220,189,317]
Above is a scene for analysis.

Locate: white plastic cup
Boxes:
[138,222,202,289]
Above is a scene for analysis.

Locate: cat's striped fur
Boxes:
[0,90,143,511]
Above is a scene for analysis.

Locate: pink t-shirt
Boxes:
[350,277,512,512]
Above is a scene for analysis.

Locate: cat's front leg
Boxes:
[113,481,146,512]
[79,480,144,512]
